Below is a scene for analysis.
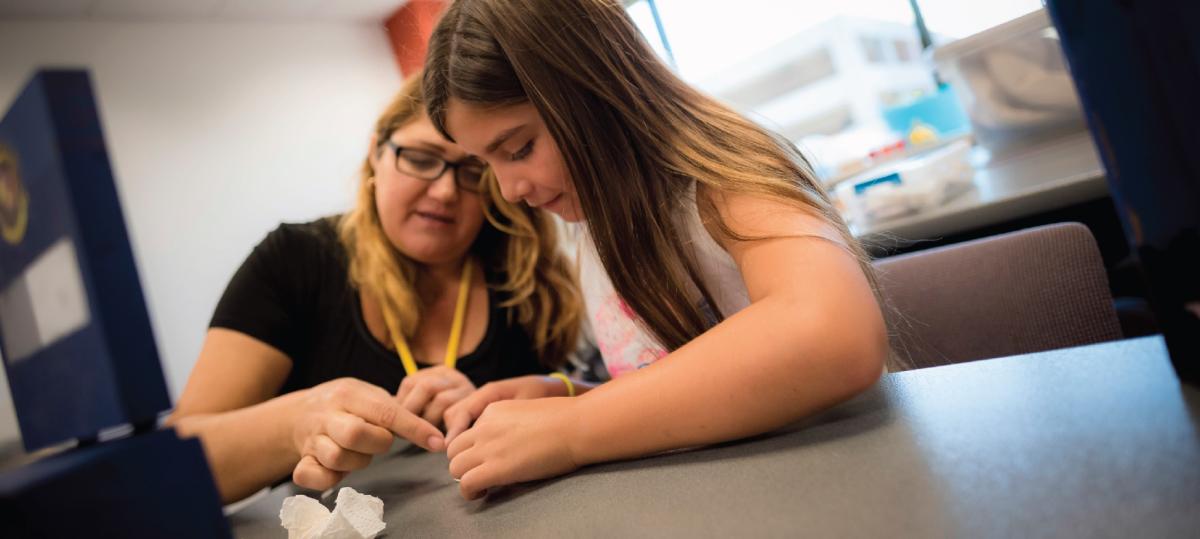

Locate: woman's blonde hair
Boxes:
[339,71,581,368]
[425,0,905,370]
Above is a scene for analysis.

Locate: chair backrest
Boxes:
[874,222,1123,370]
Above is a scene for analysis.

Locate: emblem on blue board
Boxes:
[0,143,28,245]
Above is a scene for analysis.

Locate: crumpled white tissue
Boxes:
[279,487,386,539]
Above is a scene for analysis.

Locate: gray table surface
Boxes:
[856,133,1109,243]
[229,336,1200,538]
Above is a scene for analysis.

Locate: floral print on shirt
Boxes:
[591,293,669,378]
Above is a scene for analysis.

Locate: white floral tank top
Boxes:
[578,183,750,378]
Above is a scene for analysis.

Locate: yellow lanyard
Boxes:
[383,259,473,376]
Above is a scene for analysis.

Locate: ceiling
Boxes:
[0,0,410,23]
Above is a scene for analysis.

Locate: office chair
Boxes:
[874,222,1123,370]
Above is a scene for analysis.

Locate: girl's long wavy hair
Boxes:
[339,71,581,368]
[424,0,903,368]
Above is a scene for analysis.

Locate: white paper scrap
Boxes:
[279,487,386,539]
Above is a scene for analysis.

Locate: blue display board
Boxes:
[0,428,231,538]
[0,70,169,451]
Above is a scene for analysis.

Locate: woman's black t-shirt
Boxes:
[209,217,547,395]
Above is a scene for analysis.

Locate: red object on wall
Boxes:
[385,0,448,76]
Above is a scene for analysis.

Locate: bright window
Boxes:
[627,0,1045,181]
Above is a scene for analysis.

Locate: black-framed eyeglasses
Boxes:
[384,141,487,193]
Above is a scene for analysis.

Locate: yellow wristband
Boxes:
[547,372,575,397]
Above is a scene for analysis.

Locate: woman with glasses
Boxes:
[166,72,582,503]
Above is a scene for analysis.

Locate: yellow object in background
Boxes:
[908,121,939,145]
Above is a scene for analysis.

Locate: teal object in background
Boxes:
[882,83,971,137]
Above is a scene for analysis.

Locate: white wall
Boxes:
[0,18,403,449]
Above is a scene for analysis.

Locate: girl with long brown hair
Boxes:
[167,71,581,503]
[425,0,892,499]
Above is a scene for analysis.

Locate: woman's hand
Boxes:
[395,366,476,427]
[446,397,583,499]
[291,378,445,491]
[442,375,572,444]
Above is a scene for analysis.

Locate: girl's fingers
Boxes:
[443,387,499,446]
[447,445,486,480]
[446,425,478,460]
[458,464,496,500]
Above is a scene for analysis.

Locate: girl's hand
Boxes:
[442,375,573,444]
[291,378,445,491]
[395,366,476,426]
[446,397,582,499]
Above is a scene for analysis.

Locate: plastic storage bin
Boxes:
[932,8,1087,158]
[834,140,974,226]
